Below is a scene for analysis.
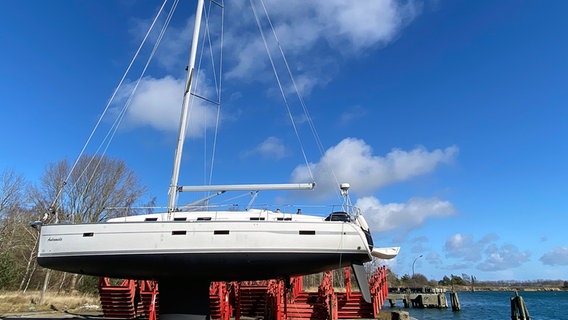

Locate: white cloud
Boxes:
[122,1,422,129]
[291,138,458,199]
[223,0,420,91]
[425,252,442,266]
[478,244,530,271]
[312,0,419,49]
[410,239,428,254]
[540,247,568,266]
[444,233,530,272]
[445,233,485,262]
[255,0,419,53]
[116,76,217,137]
[357,196,455,233]
[243,136,288,160]
[128,8,194,73]
[339,105,367,126]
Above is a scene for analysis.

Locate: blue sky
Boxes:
[2,0,567,282]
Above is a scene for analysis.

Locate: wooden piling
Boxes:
[450,291,460,311]
[511,290,530,320]
[403,296,410,308]
[388,299,396,308]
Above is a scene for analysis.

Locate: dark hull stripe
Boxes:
[38,252,370,281]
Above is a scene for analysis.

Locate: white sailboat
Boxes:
[37,0,398,300]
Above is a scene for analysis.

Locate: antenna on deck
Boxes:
[340,183,353,213]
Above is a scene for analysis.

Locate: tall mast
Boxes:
[168,0,205,215]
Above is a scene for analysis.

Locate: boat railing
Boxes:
[330,204,361,217]
[176,203,362,216]
[104,202,363,222]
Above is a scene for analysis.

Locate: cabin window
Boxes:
[197,217,212,221]
[214,230,230,235]
[83,232,94,237]
[277,217,292,221]
[299,230,316,235]
[172,230,187,235]
[145,217,158,221]
[174,217,187,221]
[249,217,265,221]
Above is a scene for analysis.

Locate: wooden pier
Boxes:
[386,287,458,309]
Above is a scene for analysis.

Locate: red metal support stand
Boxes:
[369,266,388,318]
[343,267,352,300]
[291,275,303,301]
[98,278,137,319]
[148,283,158,320]
[210,282,232,320]
[137,280,159,320]
[318,271,337,320]
[267,279,286,320]
[98,266,390,320]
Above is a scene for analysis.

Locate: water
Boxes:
[384,291,568,320]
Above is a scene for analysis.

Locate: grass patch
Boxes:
[0,290,100,314]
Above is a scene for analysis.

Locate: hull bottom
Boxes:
[38,251,370,281]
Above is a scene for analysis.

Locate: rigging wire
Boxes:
[52,0,176,222]
[208,0,225,190]
[50,0,350,220]
[195,3,211,189]
[249,0,316,181]
[193,0,224,191]
[257,0,344,201]
[80,0,180,213]
[182,0,224,204]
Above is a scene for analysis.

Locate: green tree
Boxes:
[439,275,451,286]
[76,275,100,294]
[0,252,23,289]
[412,273,429,287]
[386,268,400,287]
[451,274,466,286]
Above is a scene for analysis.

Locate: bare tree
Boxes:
[0,169,34,290]
[0,169,25,217]
[32,155,149,291]
[35,155,148,223]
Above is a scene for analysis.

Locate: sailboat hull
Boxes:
[38,251,367,280]
[38,220,372,280]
